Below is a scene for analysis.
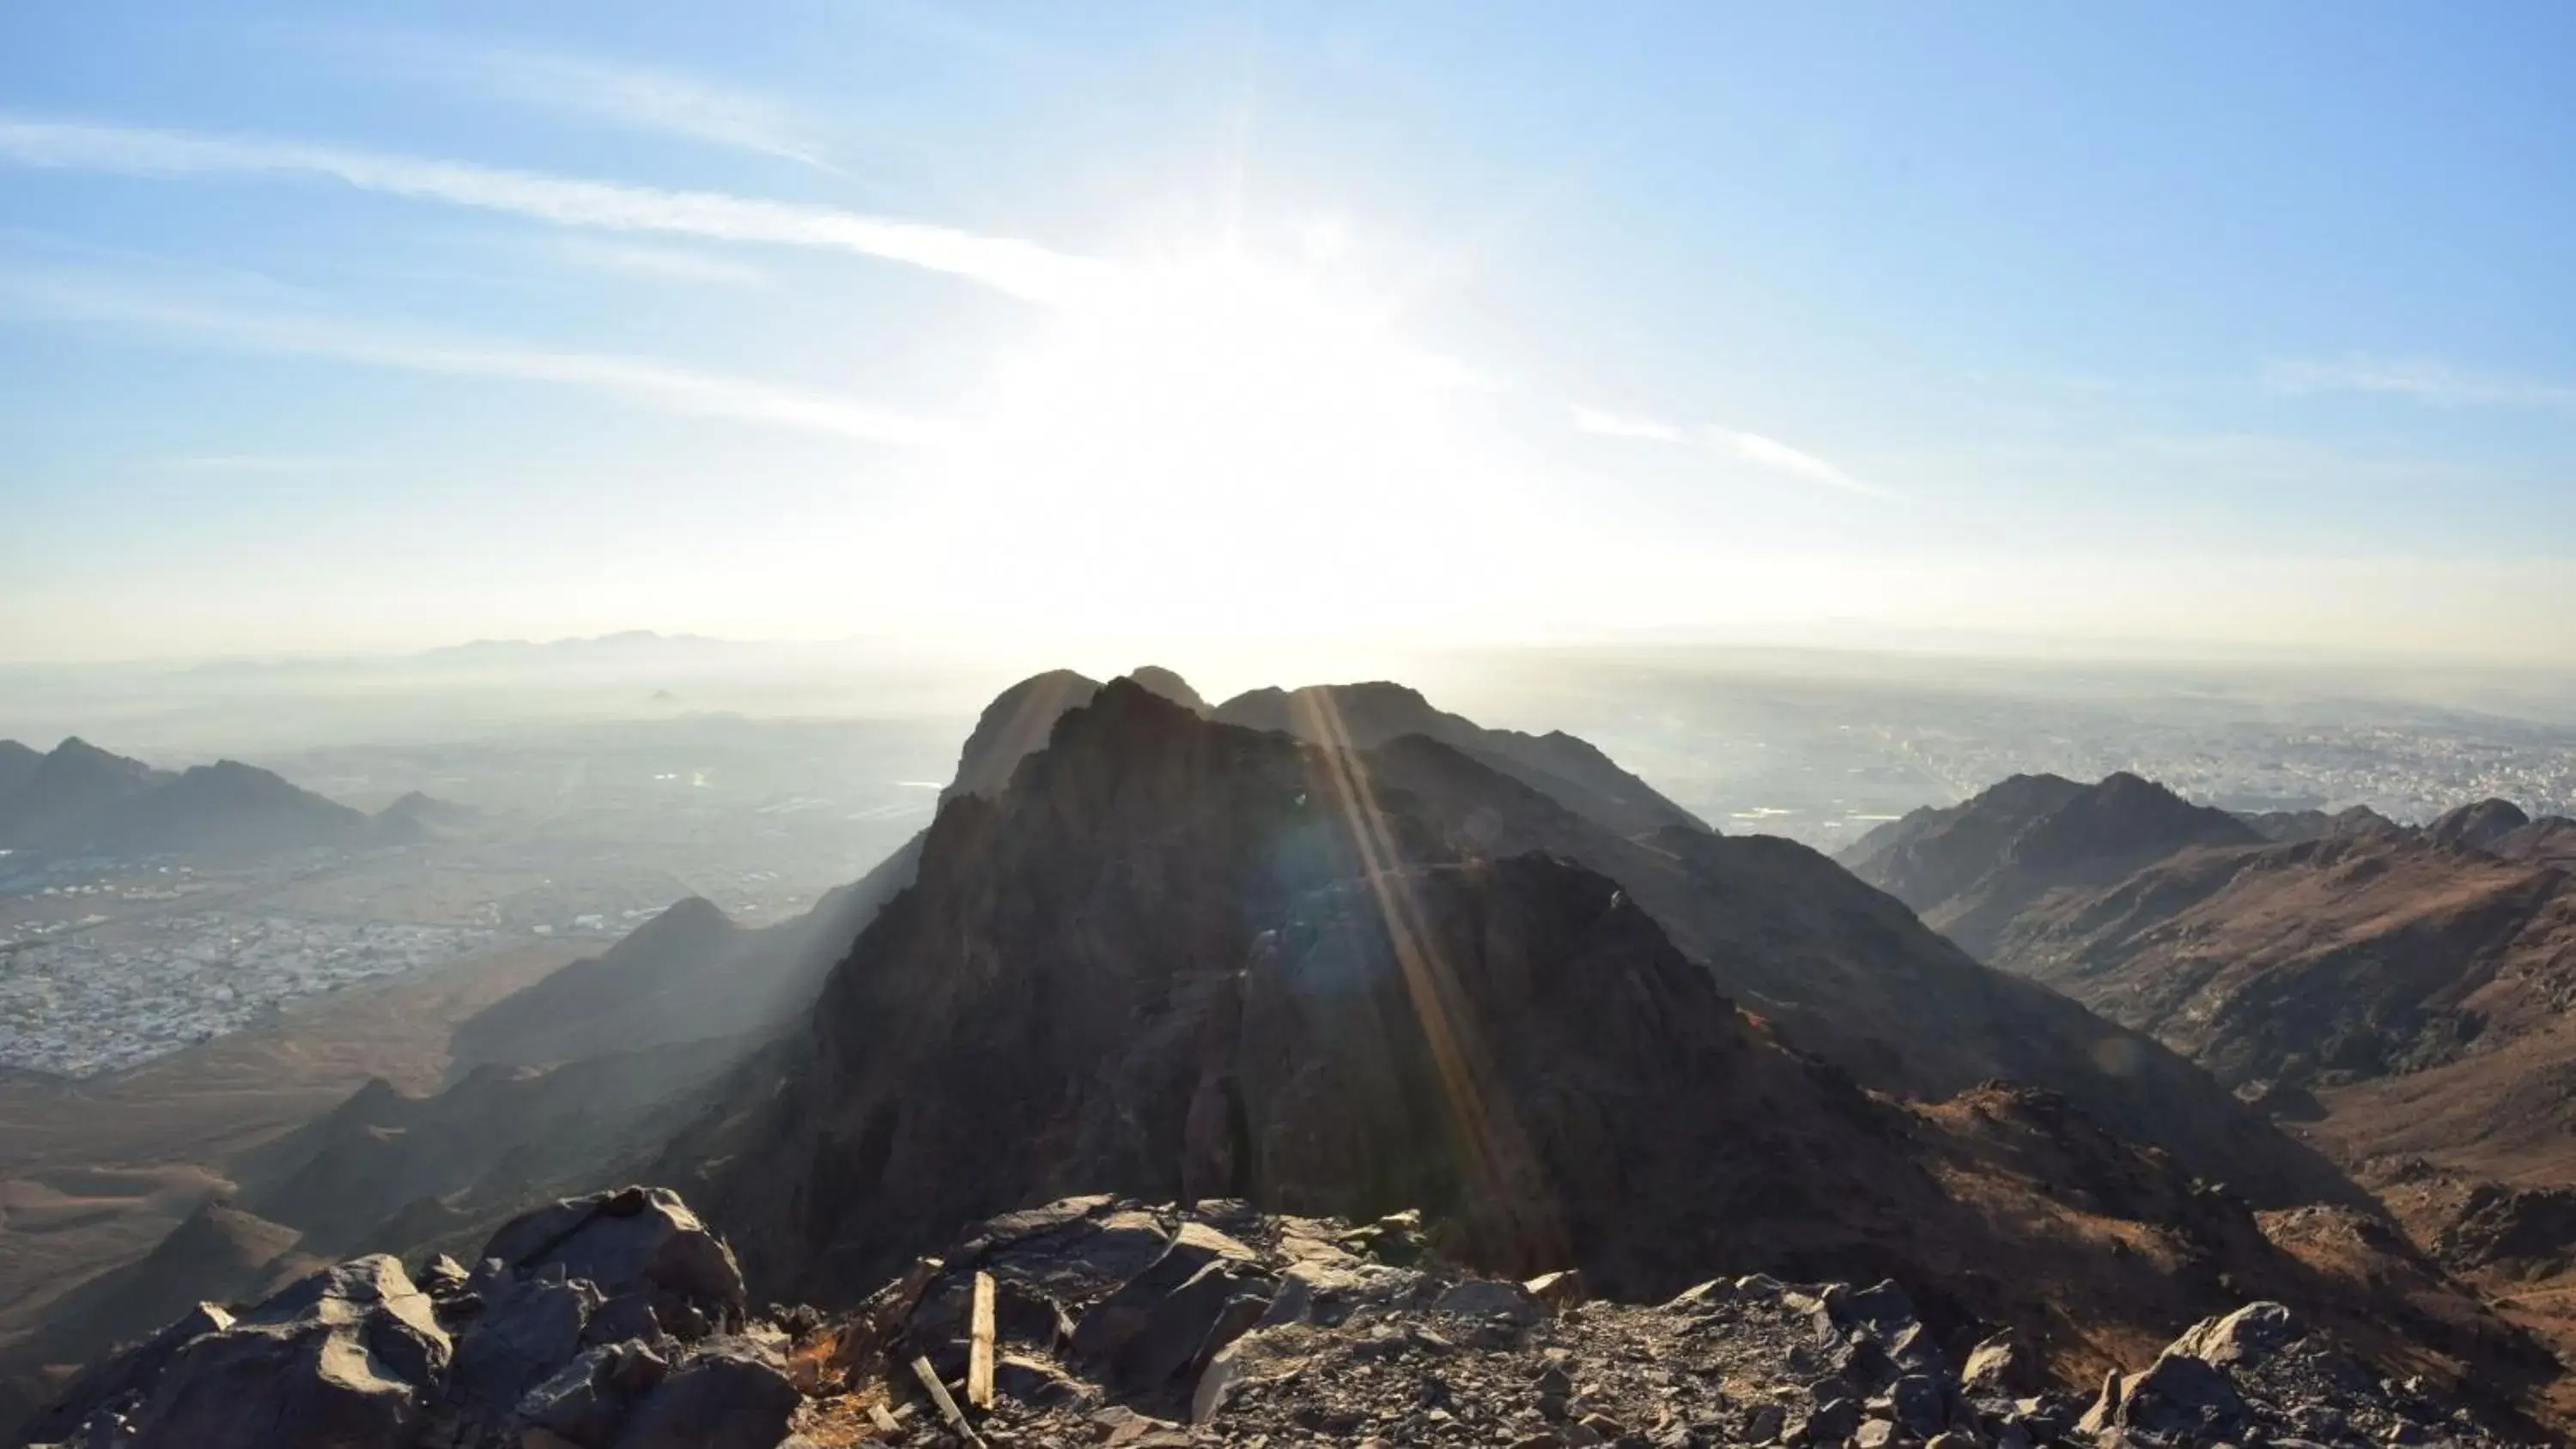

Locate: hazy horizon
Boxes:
[5,3,2572,666]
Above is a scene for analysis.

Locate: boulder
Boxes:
[1526,1270,1589,1309]
[2078,1349,2247,1440]
[1886,1373,1946,1436]
[1829,1280,1917,1335]
[125,1255,451,1449]
[516,1340,670,1449]
[611,1342,799,1449]
[1061,1225,1273,1390]
[963,1202,1176,1304]
[995,1352,1089,1410]
[479,1186,746,1324]
[1803,1396,1861,1443]
[1886,1322,1945,1376]
[2167,1300,2301,1368]
[1074,1247,1275,1399]
[452,1277,603,1413]
[1960,1331,2038,1397]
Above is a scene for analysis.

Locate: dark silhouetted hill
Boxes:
[447,835,923,1071]
[0,741,42,803]
[372,791,475,840]
[0,739,165,848]
[85,761,373,858]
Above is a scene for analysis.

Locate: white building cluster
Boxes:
[0,912,492,1077]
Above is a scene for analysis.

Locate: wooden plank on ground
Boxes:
[910,1355,985,1449]
[968,1270,998,1410]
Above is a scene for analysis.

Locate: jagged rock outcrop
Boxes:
[24,1187,780,1449]
[2074,1300,2502,1446]
[30,1255,449,1449]
[1212,679,1709,838]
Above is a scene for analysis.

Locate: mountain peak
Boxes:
[1118,664,1207,714]
[1842,769,2257,959]
[2429,797,2532,852]
[942,669,1104,803]
[618,894,735,953]
[1212,680,1704,838]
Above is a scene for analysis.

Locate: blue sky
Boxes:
[3,2,2571,664]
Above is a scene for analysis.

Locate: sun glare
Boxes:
[910,245,1522,643]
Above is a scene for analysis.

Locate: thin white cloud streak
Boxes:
[392,41,838,171]
[2264,356,2576,411]
[0,271,945,446]
[544,237,770,287]
[0,118,1103,306]
[1572,404,1884,497]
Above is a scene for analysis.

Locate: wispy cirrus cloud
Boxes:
[1572,404,1884,497]
[379,39,839,172]
[2263,355,2576,412]
[0,118,1103,306]
[0,270,945,446]
[541,237,770,288]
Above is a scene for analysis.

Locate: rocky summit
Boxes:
[31,1187,2541,1449]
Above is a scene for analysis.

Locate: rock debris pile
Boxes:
[26,1188,2537,1449]
[793,1195,2535,1449]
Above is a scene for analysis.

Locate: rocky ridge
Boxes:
[29,1187,2543,1449]
[903,673,2352,1209]
[1838,773,2260,961]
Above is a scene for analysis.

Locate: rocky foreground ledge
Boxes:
[25,1187,2538,1449]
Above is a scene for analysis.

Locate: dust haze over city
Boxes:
[4,6,2576,1449]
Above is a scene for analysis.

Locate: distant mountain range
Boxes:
[1839,771,2264,958]
[1841,768,2576,1360]
[1838,772,2576,1094]
[0,738,443,858]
